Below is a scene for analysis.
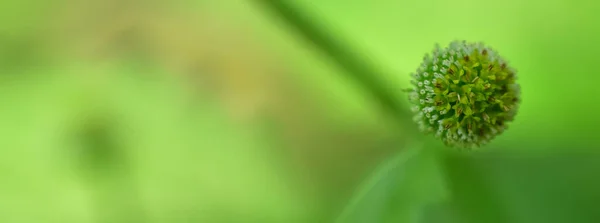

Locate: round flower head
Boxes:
[408,40,521,149]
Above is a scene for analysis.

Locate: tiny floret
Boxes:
[407,40,521,149]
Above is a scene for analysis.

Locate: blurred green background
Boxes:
[1,0,599,222]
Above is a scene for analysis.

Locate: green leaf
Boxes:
[422,150,600,223]
[335,144,447,223]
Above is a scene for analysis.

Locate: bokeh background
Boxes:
[1,0,599,222]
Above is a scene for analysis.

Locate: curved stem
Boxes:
[254,0,413,128]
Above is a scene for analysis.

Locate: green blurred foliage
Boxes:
[0,0,600,223]
[292,0,600,222]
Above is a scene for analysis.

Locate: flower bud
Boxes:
[407,40,520,149]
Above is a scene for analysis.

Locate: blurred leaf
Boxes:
[335,144,448,223]
[421,150,600,223]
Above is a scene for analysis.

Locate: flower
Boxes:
[407,40,521,149]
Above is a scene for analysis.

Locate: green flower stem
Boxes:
[254,0,414,130]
